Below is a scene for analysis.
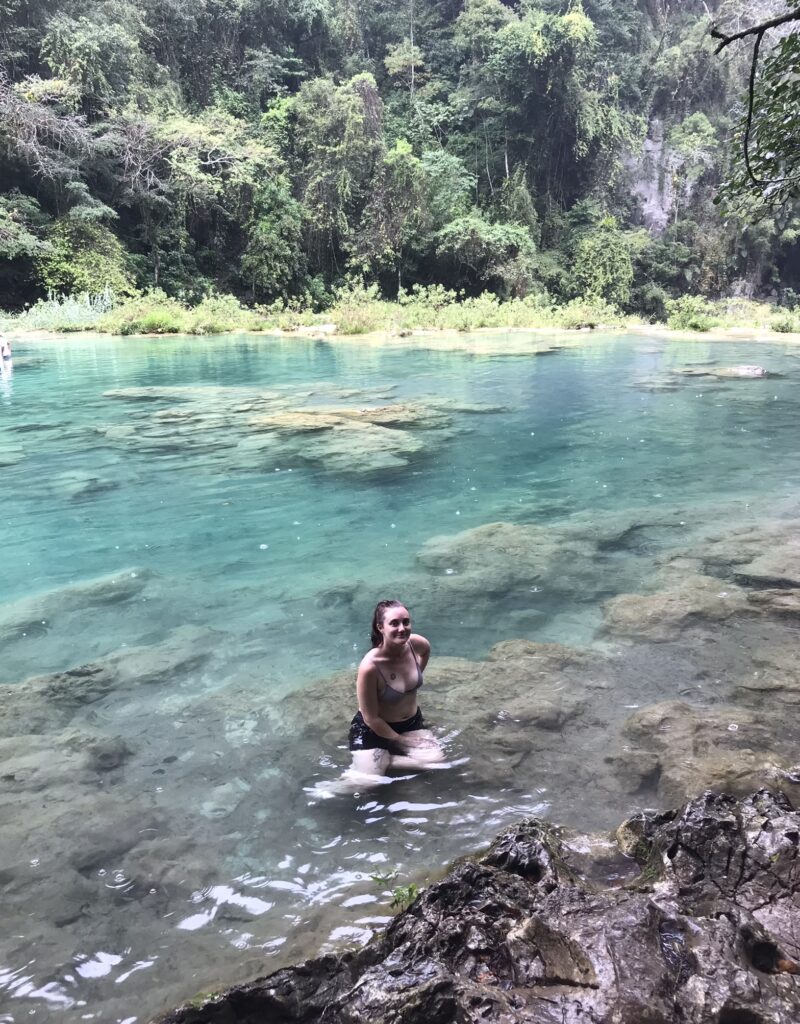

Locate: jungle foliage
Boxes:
[712,6,800,213]
[1,0,799,316]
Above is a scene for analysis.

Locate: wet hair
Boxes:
[370,599,407,647]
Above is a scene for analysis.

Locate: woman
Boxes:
[308,600,445,799]
[347,599,444,778]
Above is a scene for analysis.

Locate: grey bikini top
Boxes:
[375,643,424,704]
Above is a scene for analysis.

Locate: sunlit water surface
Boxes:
[1,332,799,1023]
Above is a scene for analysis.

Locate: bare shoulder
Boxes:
[357,650,379,675]
[410,633,430,656]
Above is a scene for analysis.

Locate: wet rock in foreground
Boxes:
[160,790,800,1024]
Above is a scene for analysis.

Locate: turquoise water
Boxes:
[1,332,799,1023]
[4,335,799,680]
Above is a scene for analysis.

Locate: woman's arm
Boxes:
[410,633,431,671]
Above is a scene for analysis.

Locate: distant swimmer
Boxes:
[308,599,448,798]
[0,335,12,379]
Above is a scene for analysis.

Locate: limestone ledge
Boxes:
[630,360,782,392]
[678,363,772,378]
[0,567,155,647]
[410,508,800,634]
[94,385,505,476]
[611,699,799,808]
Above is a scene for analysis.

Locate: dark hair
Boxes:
[370,599,406,647]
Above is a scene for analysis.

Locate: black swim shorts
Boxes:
[348,708,424,754]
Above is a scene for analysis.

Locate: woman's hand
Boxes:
[397,733,437,751]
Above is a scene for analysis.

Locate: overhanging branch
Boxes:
[711,9,800,192]
[710,9,800,54]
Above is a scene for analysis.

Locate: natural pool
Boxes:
[1,331,800,1023]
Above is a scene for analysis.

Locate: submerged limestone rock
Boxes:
[160,790,800,1024]
[52,470,121,502]
[679,364,770,379]
[731,643,800,707]
[598,515,800,644]
[98,386,472,476]
[0,625,212,736]
[613,700,793,807]
[274,418,428,474]
[0,442,26,466]
[0,568,154,647]
[630,363,774,392]
[244,401,452,436]
[734,540,800,589]
[486,638,595,671]
[660,520,788,577]
[746,588,800,618]
[602,573,749,641]
[0,728,134,793]
[417,521,597,596]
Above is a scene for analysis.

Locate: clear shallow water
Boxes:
[1,332,800,1023]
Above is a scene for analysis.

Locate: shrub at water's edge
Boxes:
[4,284,800,338]
[1,285,631,336]
[97,292,263,336]
[666,295,720,332]
[3,290,262,336]
[2,289,117,332]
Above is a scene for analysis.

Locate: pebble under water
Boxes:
[1,331,800,1023]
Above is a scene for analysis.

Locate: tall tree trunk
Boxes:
[409,0,415,101]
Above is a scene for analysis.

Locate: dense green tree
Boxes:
[292,73,385,275]
[349,139,426,288]
[40,6,149,116]
[0,0,798,310]
[241,177,307,298]
[36,216,135,294]
[0,191,49,297]
[572,215,634,306]
[0,192,48,261]
[435,211,537,295]
[419,149,474,226]
[350,143,476,290]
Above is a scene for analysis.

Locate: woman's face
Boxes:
[379,605,411,645]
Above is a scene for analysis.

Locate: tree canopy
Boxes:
[1,0,799,311]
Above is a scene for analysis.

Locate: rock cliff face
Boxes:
[625,118,676,234]
[160,790,800,1024]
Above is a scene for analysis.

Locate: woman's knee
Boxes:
[392,737,446,767]
[350,748,391,776]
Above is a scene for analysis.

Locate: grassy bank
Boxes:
[2,285,799,339]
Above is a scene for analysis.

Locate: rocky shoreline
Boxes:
[160,789,800,1023]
